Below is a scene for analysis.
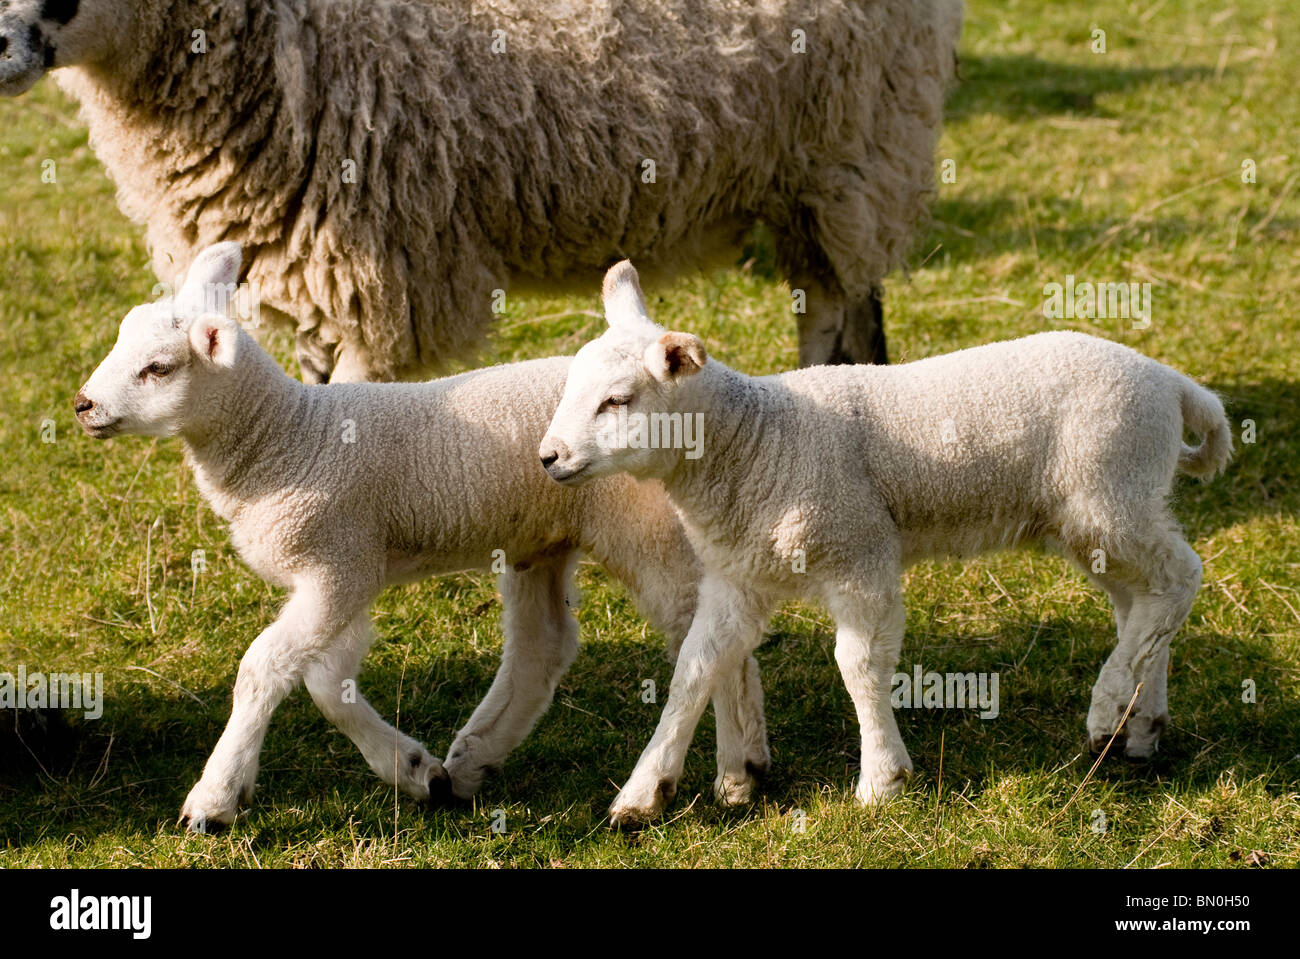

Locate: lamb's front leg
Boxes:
[610,576,769,826]
[180,584,366,832]
[303,614,448,801]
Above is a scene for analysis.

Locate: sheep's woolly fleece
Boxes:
[41,0,960,380]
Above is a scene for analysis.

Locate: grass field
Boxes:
[1,0,1297,868]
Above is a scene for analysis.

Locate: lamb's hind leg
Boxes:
[442,551,581,800]
[1079,525,1202,759]
[303,614,447,801]
[709,653,769,807]
[827,577,912,805]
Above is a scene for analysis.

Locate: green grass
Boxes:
[1,0,1297,868]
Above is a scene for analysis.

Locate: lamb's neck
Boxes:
[181,353,308,512]
[662,364,777,523]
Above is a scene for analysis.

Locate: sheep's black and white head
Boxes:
[75,242,246,439]
[540,260,708,485]
[0,0,112,95]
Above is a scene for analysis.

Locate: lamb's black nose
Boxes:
[539,437,566,469]
[73,392,93,415]
[0,37,9,57]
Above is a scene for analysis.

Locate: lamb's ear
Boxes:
[645,331,707,382]
[175,242,243,319]
[188,315,239,368]
[602,260,655,329]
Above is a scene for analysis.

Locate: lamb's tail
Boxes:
[1176,375,1232,479]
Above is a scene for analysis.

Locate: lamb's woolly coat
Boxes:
[540,264,1232,823]
[4,0,960,379]
[648,333,1232,577]
[185,353,687,603]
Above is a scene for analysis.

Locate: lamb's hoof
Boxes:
[714,771,758,807]
[856,768,909,807]
[1122,742,1158,763]
[425,767,469,808]
[179,812,228,835]
[711,756,769,807]
[1120,715,1167,762]
[609,779,675,829]
[608,808,650,831]
[1089,732,1127,757]
[178,779,246,833]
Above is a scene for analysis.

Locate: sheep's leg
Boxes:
[1084,570,1134,641]
[827,581,912,805]
[840,284,889,365]
[295,329,334,385]
[1085,530,1201,759]
[304,614,448,800]
[329,345,375,383]
[794,277,849,368]
[179,584,367,832]
[442,552,581,800]
[609,576,769,826]
[793,278,888,367]
[295,330,374,384]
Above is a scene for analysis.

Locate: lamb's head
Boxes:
[75,242,248,439]
[540,261,707,485]
[0,1,117,95]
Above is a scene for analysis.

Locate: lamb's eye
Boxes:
[141,362,173,380]
[600,395,631,412]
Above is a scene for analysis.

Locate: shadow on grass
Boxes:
[948,55,1214,121]
[1191,378,1300,532]
[1,600,1294,849]
[923,200,1300,264]
[749,616,1298,836]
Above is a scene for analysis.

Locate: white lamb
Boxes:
[540,261,1233,825]
[73,243,770,831]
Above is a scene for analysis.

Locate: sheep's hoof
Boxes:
[856,768,909,806]
[608,809,648,831]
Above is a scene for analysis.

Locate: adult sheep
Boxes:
[0,0,962,382]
